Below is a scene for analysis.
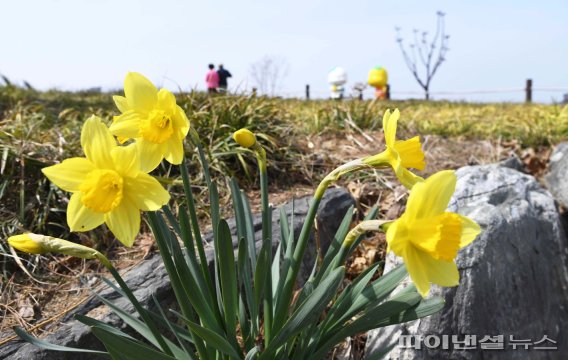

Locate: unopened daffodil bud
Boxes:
[8,233,112,268]
[342,220,390,249]
[233,128,257,148]
[8,233,47,254]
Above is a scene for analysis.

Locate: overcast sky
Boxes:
[1,0,567,102]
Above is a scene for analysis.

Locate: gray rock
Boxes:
[366,164,568,360]
[545,142,568,209]
[499,154,525,172]
[1,188,354,360]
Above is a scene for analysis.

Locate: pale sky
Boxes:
[1,0,567,102]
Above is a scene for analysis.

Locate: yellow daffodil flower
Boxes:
[109,72,190,172]
[42,116,170,247]
[386,170,481,297]
[233,128,257,148]
[363,109,425,188]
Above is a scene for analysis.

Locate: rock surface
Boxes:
[0,188,354,360]
[366,163,568,359]
[545,142,568,209]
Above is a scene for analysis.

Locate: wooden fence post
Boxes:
[306,84,310,100]
[525,79,532,103]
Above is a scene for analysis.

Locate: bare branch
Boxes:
[395,12,449,99]
[249,56,289,96]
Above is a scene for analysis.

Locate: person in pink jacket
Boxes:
[205,64,219,94]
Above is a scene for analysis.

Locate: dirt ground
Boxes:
[0,130,552,356]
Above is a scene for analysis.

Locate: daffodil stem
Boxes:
[259,166,274,346]
[272,160,379,334]
[328,220,389,273]
[147,212,210,359]
[272,194,322,334]
[179,159,216,303]
[105,264,175,357]
[255,147,273,346]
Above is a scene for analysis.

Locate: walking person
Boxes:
[205,64,219,94]
[217,64,232,93]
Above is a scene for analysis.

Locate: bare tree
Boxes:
[396,11,450,100]
[249,56,289,96]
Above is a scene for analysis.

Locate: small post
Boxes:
[525,79,532,103]
[386,84,391,100]
[305,84,310,100]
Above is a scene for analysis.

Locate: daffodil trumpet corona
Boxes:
[42,116,170,247]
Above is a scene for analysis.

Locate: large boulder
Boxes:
[366,163,568,359]
[545,142,568,209]
[1,188,354,360]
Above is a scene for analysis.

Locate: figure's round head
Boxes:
[208,64,215,70]
[219,64,224,69]
[328,67,347,86]
[368,66,388,88]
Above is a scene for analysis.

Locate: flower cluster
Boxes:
[6,73,482,358]
[40,73,188,246]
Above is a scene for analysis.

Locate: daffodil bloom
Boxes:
[42,116,170,247]
[233,128,257,148]
[363,109,425,189]
[8,233,111,267]
[386,170,481,297]
[109,72,190,172]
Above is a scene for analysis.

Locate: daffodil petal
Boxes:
[137,139,166,172]
[124,72,158,111]
[111,143,141,177]
[113,95,130,113]
[459,215,481,248]
[124,173,170,211]
[383,109,400,147]
[174,106,190,138]
[67,193,105,232]
[405,170,455,220]
[42,157,94,192]
[386,220,407,256]
[157,88,176,114]
[81,116,117,168]
[403,246,431,297]
[165,136,184,165]
[110,111,142,140]
[104,197,140,247]
[423,256,460,287]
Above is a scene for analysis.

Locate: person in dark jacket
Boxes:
[217,64,232,93]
